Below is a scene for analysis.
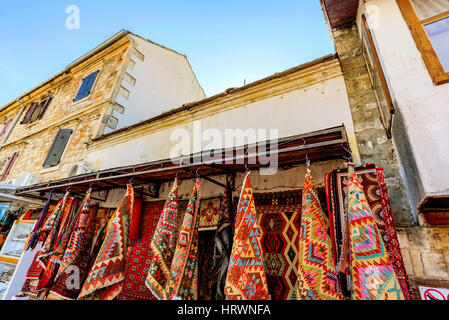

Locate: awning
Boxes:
[14,125,350,199]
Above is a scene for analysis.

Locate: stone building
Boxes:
[0,30,204,187]
[321,0,449,296]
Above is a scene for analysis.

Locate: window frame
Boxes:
[73,70,100,103]
[396,0,449,85]
[0,151,20,182]
[361,14,395,138]
[42,128,73,169]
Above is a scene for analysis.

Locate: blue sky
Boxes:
[0,1,334,106]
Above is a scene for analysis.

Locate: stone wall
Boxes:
[331,23,413,227]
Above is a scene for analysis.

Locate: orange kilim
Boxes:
[78,184,134,300]
[296,167,342,300]
[347,165,404,300]
[224,172,269,300]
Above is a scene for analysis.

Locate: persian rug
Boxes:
[296,168,341,300]
[325,165,413,299]
[199,198,221,231]
[197,230,215,300]
[166,179,201,300]
[255,191,302,301]
[47,191,97,300]
[224,172,269,300]
[117,201,164,300]
[210,181,234,300]
[145,179,180,300]
[347,165,404,300]
[78,184,134,300]
[21,248,45,299]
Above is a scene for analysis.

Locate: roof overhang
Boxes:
[15,125,350,199]
[321,0,359,29]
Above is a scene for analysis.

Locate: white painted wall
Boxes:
[358,0,449,200]
[106,34,206,133]
[87,75,359,171]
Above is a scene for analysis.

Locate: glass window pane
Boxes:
[424,16,449,72]
[373,69,390,132]
[411,0,449,20]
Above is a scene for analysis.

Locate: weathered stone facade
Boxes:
[331,22,449,298]
[331,23,412,227]
[0,36,131,183]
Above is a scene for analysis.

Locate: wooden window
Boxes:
[0,118,12,139]
[0,151,19,182]
[20,102,39,124]
[361,15,395,138]
[43,129,73,168]
[397,0,449,84]
[36,96,53,120]
[73,70,99,102]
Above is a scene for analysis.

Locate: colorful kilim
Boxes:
[224,172,269,300]
[255,192,302,300]
[347,165,404,300]
[210,182,234,300]
[21,247,45,299]
[48,192,97,300]
[296,168,341,300]
[199,198,221,231]
[375,168,413,300]
[166,179,201,300]
[117,201,164,300]
[325,165,413,299]
[78,184,134,300]
[145,179,180,300]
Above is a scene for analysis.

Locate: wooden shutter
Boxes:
[37,96,53,120]
[0,151,19,181]
[20,102,38,124]
[0,118,12,138]
[73,70,99,102]
[43,129,73,168]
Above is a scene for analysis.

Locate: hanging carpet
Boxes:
[346,165,404,300]
[78,184,134,300]
[165,179,201,300]
[224,172,269,300]
[117,201,164,300]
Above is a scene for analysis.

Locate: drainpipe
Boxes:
[0,98,26,152]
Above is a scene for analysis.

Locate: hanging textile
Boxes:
[0,204,9,221]
[25,191,54,251]
[347,165,404,300]
[78,184,134,300]
[296,167,341,300]
[224,172,269,300]
[376,168,413,300]
[129,193,143,240]
[36,196,76,293]
[255,191,302,300]
[325,165,413,299]
[210,181,235,300]
[117,201,164,300]
[145,179,180,300]
[21,248,45,299]
[165,178,201,300]
[199,198,221,231]
[47,190,96,300]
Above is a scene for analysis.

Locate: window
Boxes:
[361,15,395,138]
[397,0,449,84]
[0,118,12,139]
[73,70,99,102]
[20,96,53,125]
[43,129,73,168]
[0,151,19,182]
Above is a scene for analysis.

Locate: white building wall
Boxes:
[105,34,206,134]
[358,0,449,199]
[86,75,359,171]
